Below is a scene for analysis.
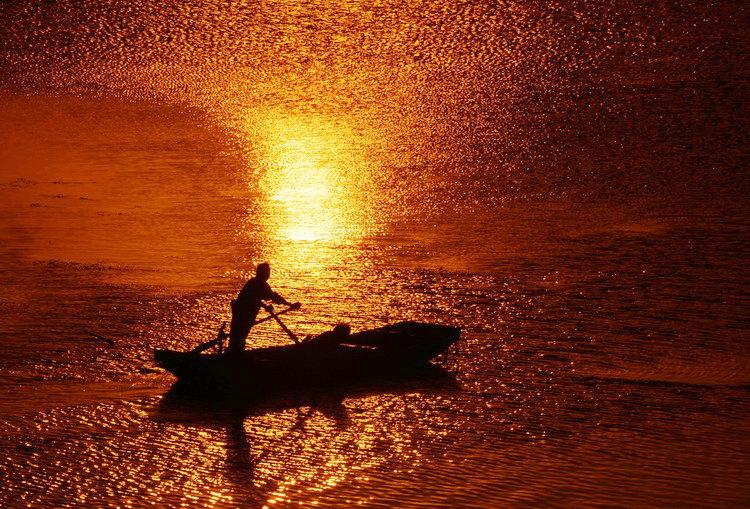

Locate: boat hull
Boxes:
[154,322,460,391]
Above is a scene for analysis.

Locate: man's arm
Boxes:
[269,290,291,306]
[259,281,291,306]
[260,282,300,309]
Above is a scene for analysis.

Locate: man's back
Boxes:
[237,276,272,304]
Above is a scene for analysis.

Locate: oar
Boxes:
[252,303,300,327]
[262,303,301,344]
[191,304,301,353]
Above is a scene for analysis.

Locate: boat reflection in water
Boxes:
[152,362,460,506]
[156,361,459,415]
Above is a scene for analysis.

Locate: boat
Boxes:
[154,321,460,391]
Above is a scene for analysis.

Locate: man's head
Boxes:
[256,262,271,281]
[333,323,351,337]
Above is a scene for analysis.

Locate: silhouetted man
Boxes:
[227,262,294,354]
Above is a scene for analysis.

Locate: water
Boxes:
[1,1,749,507]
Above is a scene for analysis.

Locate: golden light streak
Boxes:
[242,112,377,271]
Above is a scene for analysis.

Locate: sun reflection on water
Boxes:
[268,132,337,243]
[256,115,373,259]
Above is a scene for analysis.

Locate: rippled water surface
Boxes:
[1,1,748,507]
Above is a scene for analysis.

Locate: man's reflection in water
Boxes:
[222,398,350,504]
[225,414,255,479]
[314,395,351,431]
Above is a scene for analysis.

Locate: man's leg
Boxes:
[227,300,250,354]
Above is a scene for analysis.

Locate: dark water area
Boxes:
[1,1,749,507]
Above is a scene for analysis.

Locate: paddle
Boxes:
[180,306,299,336]
[192,303,302,353]
[262,302,302,344]
[252,302,300,327]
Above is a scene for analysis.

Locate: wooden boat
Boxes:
[154,321,460,391]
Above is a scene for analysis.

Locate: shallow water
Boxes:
[1,1,749,507]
